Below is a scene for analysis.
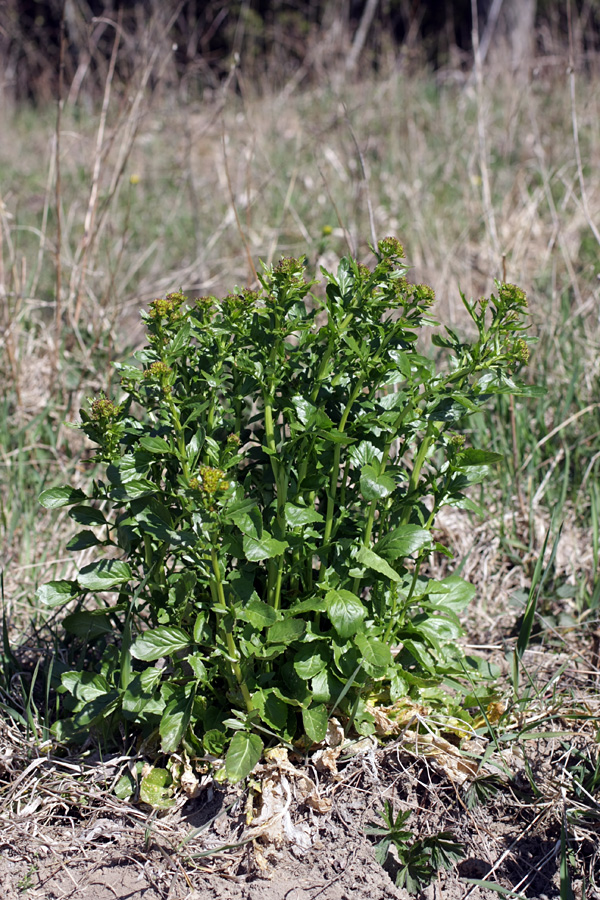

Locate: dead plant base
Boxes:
[1,718,597,900]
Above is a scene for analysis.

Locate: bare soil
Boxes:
[2,727,596,900]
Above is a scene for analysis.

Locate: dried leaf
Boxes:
[305,793,332,813]
[312,746,341,775]
[325,717,344,747]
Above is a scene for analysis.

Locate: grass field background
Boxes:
[2,41,599,629]
[0,11,599,893]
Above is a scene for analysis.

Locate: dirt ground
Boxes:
[2,726,594,900]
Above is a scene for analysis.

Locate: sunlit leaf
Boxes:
[77,559,132,591]
[131,626,190,661]
[225,732,263,782]
[39,486,86,508]
[302,704,328,743]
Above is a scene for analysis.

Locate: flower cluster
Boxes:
[89,395,121,423]
[448,433,466,451]
[148,291,187,324]
[513,338,530,365]
[274,257,303,276]
[143,361,173,395]
[83,394,124,460]
[377,236,405,260]
[498,283,527,309]
[189,466,230,510]
[144,361,172,380]
[195,295,216,321]
[222,289,260,320]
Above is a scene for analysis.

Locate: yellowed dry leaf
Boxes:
[253,844,270,872]
[399,730,479,784]
[325,717,344,747]
[312,746,341,775]
[264,746,290,765]
[305,792,332,813]
[368,698,429,735]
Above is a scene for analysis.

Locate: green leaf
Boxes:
[268,618,305,643]
[130,626,190,661]
[360,465,396,500]
[325,589,366,639]
[35,580,78,608]
[72,691,120,728]
[318,430,355,445]
[107,454,150,485]
[294,643,330,679]
[426,576,476,612]
[166,321,191,356]
[188,653,207,681]
[456,449,504,466]
[243,533,288,562]
[139,767,175,809]
[66,530,102,551]
[138,511,194,546]
[356,545,401,583]
[122,675,165,718]
[203,729,228,757]
[160,686,195,753]
[292,396,333,429]
[302,704,328,743]
[77,559,132,591]
[225,731,263,782]
[62,671,111,703]
[427,397,471,422]
[348,441,382,467]
[114,772,136,800]
[409,614,462,645]
[193,613,213,644]
[401,639,436,672]
[253,689,288,731]
[238,595,277,629]
[228,504,263,538]
[375,525,432,559]
[109,478,156,500]
[39,486,86,509]
[140,667,163,693]
[354,634,392,675]
[69,505,107,526]
[288,596,326,616]
[310,668,342,703]
[284,503,324,527]
[62,611,113,638]
[139,435,171,454]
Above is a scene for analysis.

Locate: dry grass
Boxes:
[1,18,600,898]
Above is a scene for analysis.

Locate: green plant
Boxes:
[17,862,38,894]
[37,240,538,781]
[365,800,465,893]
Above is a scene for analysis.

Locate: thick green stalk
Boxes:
[384,556,423,643]
[358,403,413,551]
[309,314,353,404]
[166,393,191,481]
[319,376,364,578]
[263,394,288,607]
[210,543,253,712]
[400,423,437,526]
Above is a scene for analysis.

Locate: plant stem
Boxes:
[166,393,191,481]
[319,376,364,578]
[209,543,253,712]
[400,423,436,526]
[263,393,288,607]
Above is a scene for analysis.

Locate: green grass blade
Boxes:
[512,524,562,691]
